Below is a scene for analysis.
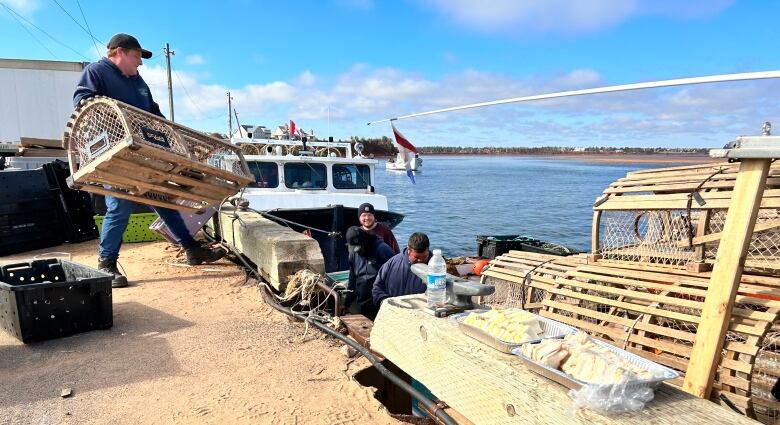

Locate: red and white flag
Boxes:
[289,120,296,138]
[391,122,417,184]
[391,122,418,154]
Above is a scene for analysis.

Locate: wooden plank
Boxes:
[539,307,694,358]
[684,158,772,399]
[676,219,780,248]
[595,189,780,211]
[19,136,63,148]
[604,178,780,195]
[132,142,253,186]
[77,184,200,212]
[110,155,239,193]
[532,278,702,323]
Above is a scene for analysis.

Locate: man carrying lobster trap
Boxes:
[72,33,226,288]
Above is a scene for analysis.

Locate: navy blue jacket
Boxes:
[346,239,394,320]
[73,57,163,117]
[372,248,427,306]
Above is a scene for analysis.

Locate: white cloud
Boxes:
[420,0,734,36]
[185,54,205,65]
[135,62,779,148]
[2,0,39,16]
[296,70,316,86]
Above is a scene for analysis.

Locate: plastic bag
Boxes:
[567,383,655,415]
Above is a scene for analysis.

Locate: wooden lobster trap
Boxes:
[479,145,780,423]
[592,161,780,274]
[62,96,253,213]
[482,250,780,423]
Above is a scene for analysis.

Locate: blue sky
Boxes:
[1,0,779,147]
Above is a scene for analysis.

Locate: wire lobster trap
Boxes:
[62,96,253,213]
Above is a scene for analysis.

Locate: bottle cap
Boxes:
[433,249,442,255]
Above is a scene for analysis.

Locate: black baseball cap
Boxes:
[345,226,363,253]
[107,33,152,59]
[358,203,375,216]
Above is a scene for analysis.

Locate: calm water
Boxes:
[373,156,685,257]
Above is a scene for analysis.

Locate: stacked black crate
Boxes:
[0,169,63,255]
[42,160,99,242]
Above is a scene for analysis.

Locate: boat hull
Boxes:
[262,206,404,272]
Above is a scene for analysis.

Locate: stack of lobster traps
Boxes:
[481,160,780,423]
[62,96,253,213]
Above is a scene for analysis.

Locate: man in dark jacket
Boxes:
[372,232,430,308]
[73,33,225,288]
[358,203,400,254]
[344,226,394,320]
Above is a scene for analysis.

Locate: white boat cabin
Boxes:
[224,138,391,211]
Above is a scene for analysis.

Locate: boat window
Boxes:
[332,164,371,189]
[284,163,327,189]
[247,161,279,188]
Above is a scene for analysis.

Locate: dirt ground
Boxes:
[0,240,399,425]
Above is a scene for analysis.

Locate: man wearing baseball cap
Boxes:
[72,33,226,288]
[357,202,400,254]
[343,226,394,320]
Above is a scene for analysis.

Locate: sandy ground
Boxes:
[0,240,399,425]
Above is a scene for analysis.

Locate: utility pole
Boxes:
[164,43,175,122]
[227,92,233,137]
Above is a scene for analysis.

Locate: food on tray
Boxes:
[520,332,656,384]
[462,308,542,343]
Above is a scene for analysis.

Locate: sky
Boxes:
[1,0,779,148]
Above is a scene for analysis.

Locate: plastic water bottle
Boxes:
[426,249,447,308]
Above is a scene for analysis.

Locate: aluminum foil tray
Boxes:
[450,310,578,354]
[510,338,679,391]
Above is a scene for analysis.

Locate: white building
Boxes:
[0,59,86,143]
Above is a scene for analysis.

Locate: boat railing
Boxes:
[232,138,355,158]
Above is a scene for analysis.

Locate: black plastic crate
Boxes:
[42,161,98,242]
[476,235,579,259]
[0,259,112,343]
[0,199,64,256]
[0,168,52,204]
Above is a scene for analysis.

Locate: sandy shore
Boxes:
[541,153,718,165]
[406,152,719,165]
[0,240,397,425]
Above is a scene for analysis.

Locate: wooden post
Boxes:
[682,158,770,398]
[591,210,602,253]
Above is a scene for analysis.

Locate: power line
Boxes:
[0,2,90,61]
[173,68,207,117]
[74,0,102,58]
[0,4,59,60]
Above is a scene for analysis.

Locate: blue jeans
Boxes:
[99,196,199,260]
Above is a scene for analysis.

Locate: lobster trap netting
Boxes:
[706,208,780,274]
[599,209,699,266]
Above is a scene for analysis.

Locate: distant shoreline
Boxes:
[388,152,718,165]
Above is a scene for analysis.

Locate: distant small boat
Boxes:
[386,151,423,172]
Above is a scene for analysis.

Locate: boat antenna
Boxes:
[366,70,780,125]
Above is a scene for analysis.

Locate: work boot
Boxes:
[185,244,227,266]
[98,257,129,288]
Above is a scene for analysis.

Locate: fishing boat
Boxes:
[221,137,404,272]
[386,151,423,172]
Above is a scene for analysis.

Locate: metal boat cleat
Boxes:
[410,263,495,312]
